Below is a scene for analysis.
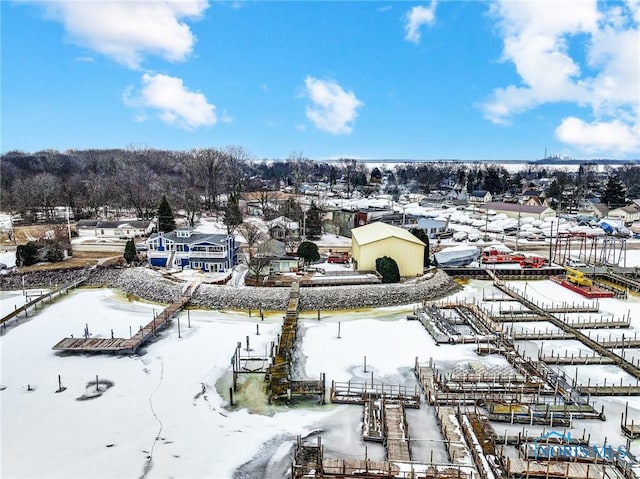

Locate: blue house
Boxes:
[146,227,236,272]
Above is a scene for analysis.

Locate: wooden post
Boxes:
[337,322,341,339]
[229,387,234,406]
[364,355,367,373]
[95,374,99,392]
[256,324,260,335]
[187,309,191,328]
[177,316,181,338]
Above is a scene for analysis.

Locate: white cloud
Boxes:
[482,0,640,154]
[404,2,437,44]
[42,1,209,69]
[555,117,639,154]
[303,76,363,135]
[125,73,217,129]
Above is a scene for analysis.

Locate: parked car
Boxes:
[565,258,587,268]
[327,253,349,264]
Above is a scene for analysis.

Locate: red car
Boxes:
[327,253,349,264]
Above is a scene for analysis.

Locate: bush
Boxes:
[376,256,400,283]
[16,242,40,267]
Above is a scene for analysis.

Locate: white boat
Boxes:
[453,231,468,242]
[433,245,481,267]
[468,233,480,242]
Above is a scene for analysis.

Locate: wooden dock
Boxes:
[494,281,640,381]
[579,385,640,396]
[513,332,575,341]
[2,272,89,328]
[268,283,325,403]
[435,406,476,468]
[505,458,626,478]
[52,283,196,354]
[291,436,475,479]
[539,354,615,365]
[383,402,411,462]
[330,380,420,408]
[599,271,640,293]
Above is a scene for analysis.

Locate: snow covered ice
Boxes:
[1,273,640,478]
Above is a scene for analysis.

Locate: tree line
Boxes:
[2,148,639,224]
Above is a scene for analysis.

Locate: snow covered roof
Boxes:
[480,202,554,214]
[351,222,425,246]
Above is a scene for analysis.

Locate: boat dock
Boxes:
[52,282,196,354]
[2,272,89,329]
[330,380,420,407]
[435,406,476,469]
[268,283,325,404]
[383,402,412,462]
[504,458,626,479]
[291,435,475,479]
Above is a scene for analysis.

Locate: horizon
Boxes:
[2,1,639,160]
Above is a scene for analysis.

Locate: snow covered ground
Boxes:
[1,278,639,478]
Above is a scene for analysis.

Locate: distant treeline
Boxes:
[1,148,639,223]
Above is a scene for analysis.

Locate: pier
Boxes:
[383,402,412,462]
[493,279,640,381]
[330,380,420,407]
[291,435,475,479]
[52,282,197,354]
[2,272,89,328]
[267,283,325,403]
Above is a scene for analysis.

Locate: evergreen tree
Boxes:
[223,192,243,234]
[409,228,430,268]
[375,256,400,283]
[297,241,320,265]
[157,195,176,233]
[15,242,39,267]
[124,238,138,264]
[305,203,322,240]
[601,175,627,208]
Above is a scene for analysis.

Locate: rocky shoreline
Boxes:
[0,266,460,311]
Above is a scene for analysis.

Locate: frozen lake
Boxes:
[1,282,639,478]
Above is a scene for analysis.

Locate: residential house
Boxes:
[146,227,236,272]
[80,220,154,239]
[375,213,419,229]
[354,207,395,228]
[351,222,425,277]
[268,216,300,241]
[607,203,640,225]
[416,218,448,239]
[239,191,294,217]
[480,202,556,220]
[259,239,302,275]
[577,199,608,219]
[469,190,493,203]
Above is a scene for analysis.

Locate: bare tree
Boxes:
[31,173,60,219]
[223,145,252,194]
[236,221,267,259]
[192,148,226,211]
[247,241,277,282]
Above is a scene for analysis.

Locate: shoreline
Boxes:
[0,266,461,311]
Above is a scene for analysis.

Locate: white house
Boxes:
[77,219,154,238]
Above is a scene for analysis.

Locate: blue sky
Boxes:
[1,1,639,161]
